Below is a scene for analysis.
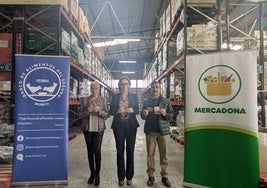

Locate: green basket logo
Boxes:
[199,65,241,104]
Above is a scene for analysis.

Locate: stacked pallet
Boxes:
[0,164,12,188]
[187,22,217,51]
[68,0,79,26]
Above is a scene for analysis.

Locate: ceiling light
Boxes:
[92,40,128,47]
[122,71,135,74]
[91,38,140,48]
[114,39,140,42]
[119,61,137,63]
[221,43,242,50]
[231,45,242,50]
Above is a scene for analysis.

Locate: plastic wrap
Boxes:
[0,146,13,164]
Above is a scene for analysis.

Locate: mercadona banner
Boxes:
[184,50,259,188]
[12,54,70,186]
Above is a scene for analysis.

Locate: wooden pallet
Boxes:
[0,165,12,174]
[0,164,12,188]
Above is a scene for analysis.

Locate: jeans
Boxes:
[83,131,104,176]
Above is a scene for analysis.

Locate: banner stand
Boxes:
[184,51,259,188]
[12,54,70,186]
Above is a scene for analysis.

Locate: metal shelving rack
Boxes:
[142,0,266,128]
[142,0,266,96]
[0,3,115,126]
[142,0,219,98]
[221,0,266,126]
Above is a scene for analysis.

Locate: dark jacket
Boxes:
[141,95,173,135]
[110,92,140,129]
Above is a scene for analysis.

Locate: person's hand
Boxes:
[88,106,93,112]
[143,109,149,116]
[93,105,100,112]
[159,108,166,116]
[126,108,134,113]
[118,107,126,114]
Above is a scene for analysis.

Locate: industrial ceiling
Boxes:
[79,0,267,81]
[79,0,167,80]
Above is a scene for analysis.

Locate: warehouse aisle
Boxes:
[5,115,184,188]
[67,115,185,188]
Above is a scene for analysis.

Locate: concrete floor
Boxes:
[9,115,185,188]
[66,115,185,188]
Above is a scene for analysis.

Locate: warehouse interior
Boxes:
[0,0,267,187]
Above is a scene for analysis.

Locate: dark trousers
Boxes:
[83,131,104,176]
[113,124,137,181]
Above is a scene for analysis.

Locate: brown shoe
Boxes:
[127,179,132,185]
[147,177,155,186]
[162,177,172,187]
[119,180,124,186]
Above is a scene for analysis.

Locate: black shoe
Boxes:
[147,177,154,186]
[127,179,132,185]
[162,177,172,187]
[119,180,124,186]
[87,174,95,184]
[94,176,100,186]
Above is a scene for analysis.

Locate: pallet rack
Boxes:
[142,0,266,129]
[0,3,115,126]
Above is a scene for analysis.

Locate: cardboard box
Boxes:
[61,27,71,55]
[69,0,79,22]
[0,72,11,81]
[61,0,69,12]
[0,34,12,63]
[171,0,181,23]
[259,132,267,173]
[0,81,11,91]
[78,7,85,33]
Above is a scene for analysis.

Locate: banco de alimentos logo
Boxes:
[198,65,241,104]
[18,63,66,105]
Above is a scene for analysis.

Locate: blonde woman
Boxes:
[79,81,109,186]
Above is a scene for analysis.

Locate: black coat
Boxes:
[110,92,140,129]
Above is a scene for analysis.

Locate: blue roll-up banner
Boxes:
[12,54,70,186]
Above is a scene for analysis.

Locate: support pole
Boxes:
[259,2,265,127]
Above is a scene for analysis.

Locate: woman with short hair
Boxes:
[79,81,110,186]
[109,76,140,186]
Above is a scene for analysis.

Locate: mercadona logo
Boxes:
[198,65,241,104]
